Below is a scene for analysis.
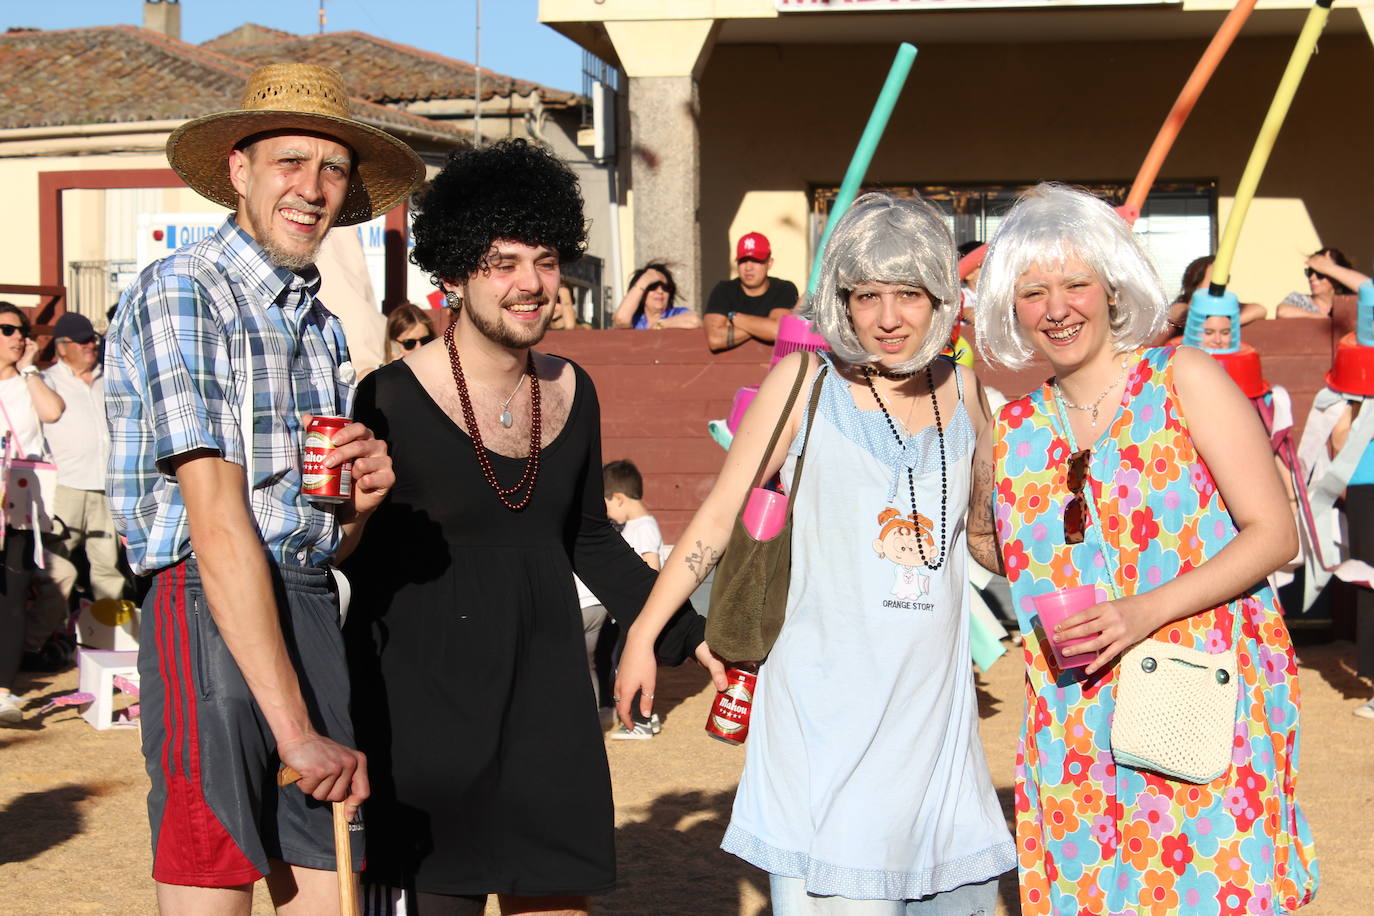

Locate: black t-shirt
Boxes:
[704,277,799,318]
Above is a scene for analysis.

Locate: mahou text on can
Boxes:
[302,416,352,504]
[705,667,757,745]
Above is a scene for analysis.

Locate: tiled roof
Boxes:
[202,23,296,51]
[0,26,467,140]
[222,31,580,107]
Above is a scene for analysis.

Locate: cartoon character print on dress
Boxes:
[872,506,935,604]
[992,347,1318,916]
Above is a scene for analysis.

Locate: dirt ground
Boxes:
[1,639,1369,915]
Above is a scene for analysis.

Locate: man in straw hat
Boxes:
[104,63,422,913]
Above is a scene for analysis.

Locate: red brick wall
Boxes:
[543,315,1345,543]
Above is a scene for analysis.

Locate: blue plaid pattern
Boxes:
[105,217,354,575]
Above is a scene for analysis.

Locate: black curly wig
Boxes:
[410,138,588,285]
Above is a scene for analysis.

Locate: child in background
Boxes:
[601,459,666,739]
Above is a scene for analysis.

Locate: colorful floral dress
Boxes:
[992,347,1318,915]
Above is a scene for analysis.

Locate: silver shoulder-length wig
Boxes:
[974,183,1168,369]
[804,192,958,375]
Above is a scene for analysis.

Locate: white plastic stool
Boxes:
[77,649,139,730]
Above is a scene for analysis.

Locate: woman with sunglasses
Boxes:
[384,302,436,363]
[611,263,701,329]
[1276,247,1354,320]
[0,302,64,726]
[969,185,1317,914]
[615,194,1015,914]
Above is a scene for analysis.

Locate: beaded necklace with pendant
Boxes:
[863,365,948,570]
[444,322,541,511]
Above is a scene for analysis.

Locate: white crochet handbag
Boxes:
[1050,389,1240,785]
[1110,624,1239,783]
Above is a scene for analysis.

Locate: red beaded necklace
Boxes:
[444,322,541,511]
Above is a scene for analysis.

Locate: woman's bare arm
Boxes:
[613,351,818,724]
[1057,347,1296,674]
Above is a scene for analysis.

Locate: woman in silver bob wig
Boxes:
[975,182,1168,369]
[807,191,960,374]
[611,189,1015,914]
[966,182,1315,913]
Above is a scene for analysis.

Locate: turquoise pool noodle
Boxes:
[805,42,918,299]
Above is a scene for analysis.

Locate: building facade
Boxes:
[541,0,1374,311]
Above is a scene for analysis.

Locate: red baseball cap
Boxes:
[735,232,771,262]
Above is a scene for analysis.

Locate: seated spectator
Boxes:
[703,232,799,352]
[1276,248,1353,319]
[550,280,583,330]
[612,264,700,330]
[384,301,435,363]
[1158,255,1265,344]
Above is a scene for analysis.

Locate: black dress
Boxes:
[344,358,703,897]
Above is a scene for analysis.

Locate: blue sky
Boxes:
[4,0,585,91]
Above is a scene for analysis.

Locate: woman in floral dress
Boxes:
[967,184,1317,914]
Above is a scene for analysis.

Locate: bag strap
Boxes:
[0,397,20,460]
[749,355,811,490]
[1048,382,1242,648]
[784,365,829,508]
[0,382,55,463]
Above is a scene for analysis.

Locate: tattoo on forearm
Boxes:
[972,458,996,533]
[969,457,1005,574]
[683,539,722,586]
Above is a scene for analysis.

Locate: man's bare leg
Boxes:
[156,882,253,916]
[498,894,590,916]
[266,860,357,915]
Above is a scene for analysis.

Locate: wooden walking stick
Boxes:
[278,764,358,916]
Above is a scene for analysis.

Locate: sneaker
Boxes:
[648,712,662,734]
[611,721,655,740]
[0,692,24,727]
[1354,699,1374,720]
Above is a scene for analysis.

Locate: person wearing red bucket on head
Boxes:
[703,232,800,353]
[617,192,1015,914]
[969,184,1317,915]
[1293,256,1374,720]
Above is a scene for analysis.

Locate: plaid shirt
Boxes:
[105,217,354,575]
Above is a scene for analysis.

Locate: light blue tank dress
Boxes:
[721,358,1016,900]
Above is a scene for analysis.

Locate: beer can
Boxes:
[704,667,758,745]
[302,416,352,504]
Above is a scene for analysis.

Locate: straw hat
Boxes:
[166,63,425,226]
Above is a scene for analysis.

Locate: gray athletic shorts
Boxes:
[138,559,363,887]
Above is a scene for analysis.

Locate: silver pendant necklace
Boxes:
[499,373,527,429]
[1053,355,1129,428]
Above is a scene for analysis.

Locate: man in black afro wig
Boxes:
[345,137,713,913]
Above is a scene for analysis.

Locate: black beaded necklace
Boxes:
[863,365,948,570]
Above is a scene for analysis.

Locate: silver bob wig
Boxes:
[974,183,1168,369]
[804,192,959,375]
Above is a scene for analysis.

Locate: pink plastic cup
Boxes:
[742,488,788,540]
[1030,586,1109,669]
[727,385,759,435]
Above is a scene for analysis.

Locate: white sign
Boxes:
[132,212,433,310]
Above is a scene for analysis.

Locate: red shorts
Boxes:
[138,560,362,886]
